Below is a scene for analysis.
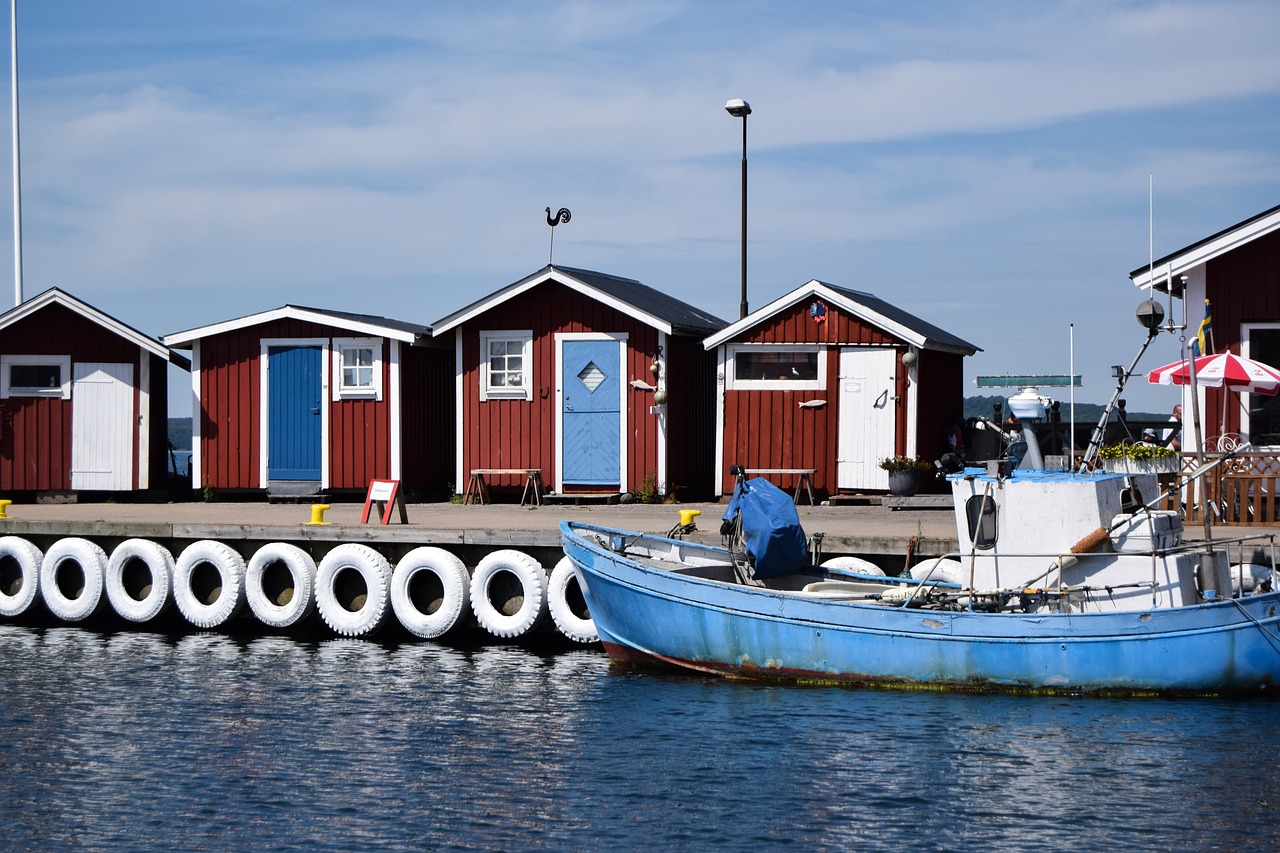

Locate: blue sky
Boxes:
[7,1,1280,416]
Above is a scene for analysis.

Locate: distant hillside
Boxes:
[965,395,1163,424]
[168,418,192,451]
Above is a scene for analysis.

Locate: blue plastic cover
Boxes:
[722,477,808,579]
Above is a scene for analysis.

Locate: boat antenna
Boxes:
[546,206,570,266]
[10,0,21,306]
[1079,300,1165,470]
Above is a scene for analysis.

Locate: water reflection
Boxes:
[0,626,1277,851]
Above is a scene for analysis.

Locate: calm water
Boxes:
[1,625,1278,852]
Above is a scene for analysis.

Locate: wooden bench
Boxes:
[744,468,817,505]
[464,469,545,507]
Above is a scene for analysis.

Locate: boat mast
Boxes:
[10,0,20,307]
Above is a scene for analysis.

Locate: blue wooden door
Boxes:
[562,339,621,485]
[268,345,322,480]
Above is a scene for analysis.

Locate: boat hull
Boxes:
[561,522,1280,695]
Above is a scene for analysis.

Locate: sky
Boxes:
[5,0,1280,417]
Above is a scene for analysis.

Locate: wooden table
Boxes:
[744,468,817,505]
[463,469,545,507]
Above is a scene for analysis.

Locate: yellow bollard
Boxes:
[0,499,10,519]
[306,503,331,526]
[678,508,701,527]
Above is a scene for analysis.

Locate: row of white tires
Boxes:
[0,536,597,643]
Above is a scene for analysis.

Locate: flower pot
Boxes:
[1101,458,1180,475]
[887,470,920,497]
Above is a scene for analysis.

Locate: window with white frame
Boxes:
[1244,324,1280,445]
[480,331,533,401]
[332,338,382,400]
[726,345,825,390]
[1,354,71,399]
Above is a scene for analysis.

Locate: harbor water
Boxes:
[1,625,1278,852]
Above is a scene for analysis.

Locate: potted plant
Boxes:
[1097,442,1180,474]
[879,455,932,496]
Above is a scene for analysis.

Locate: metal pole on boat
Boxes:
[9,0,20,307]
[1184,326,1218,597]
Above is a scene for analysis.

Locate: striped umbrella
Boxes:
[1147,351,1280,396]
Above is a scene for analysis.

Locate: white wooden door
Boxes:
[836,347,897,490]
[72,362,134,490]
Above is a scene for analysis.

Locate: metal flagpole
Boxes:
[10,0,21,306]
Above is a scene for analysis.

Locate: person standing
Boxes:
[1165,404,1182,452]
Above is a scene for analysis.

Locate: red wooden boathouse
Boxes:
[0,288,189,496]
[703,280,980,499]
[163,306,452,498]
[432,265,726,500]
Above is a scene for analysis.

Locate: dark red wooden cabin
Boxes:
[703,280,980,499]
[432,265,726,500]
[1131,203,1280,450]
[163,306,452,498]
[0,288,189,496]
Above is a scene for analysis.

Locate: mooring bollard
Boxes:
[306,503,331,526]
[0,499,10,519]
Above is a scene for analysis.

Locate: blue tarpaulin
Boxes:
[722,477,808,579]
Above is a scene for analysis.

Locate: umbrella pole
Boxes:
[1185,345,1218,597]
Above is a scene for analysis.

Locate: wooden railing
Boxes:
[1161,451,1280,526]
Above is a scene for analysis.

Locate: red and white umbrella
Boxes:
[1147,351,1280,396]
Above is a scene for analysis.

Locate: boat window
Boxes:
[1,355,71,399]
[332,338,382,401]
[726,345,825,391]
[966,494,997,549]
[480,330,533,401]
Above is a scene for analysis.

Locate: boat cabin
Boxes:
[0,288,189,497]
[703,280,980,499]
[163,305,452,498]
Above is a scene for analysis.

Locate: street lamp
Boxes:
[725,98,751,319]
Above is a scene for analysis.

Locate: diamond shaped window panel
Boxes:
[578,361,606,393]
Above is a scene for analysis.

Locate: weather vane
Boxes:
[546,207,571,265]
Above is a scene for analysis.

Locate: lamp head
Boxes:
[724,98,752,117]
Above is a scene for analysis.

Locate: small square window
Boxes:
[480,331,533,401]
[331,339,382,401]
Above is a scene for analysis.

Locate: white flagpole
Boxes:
[10,0,21,306]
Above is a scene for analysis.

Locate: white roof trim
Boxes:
[1131,207,1280,288]
[0,288,180,363]
[432,268,673,336]
[704,280,931,350]
[163,305,421,346]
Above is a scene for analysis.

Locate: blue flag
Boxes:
[1193,299,1212,356]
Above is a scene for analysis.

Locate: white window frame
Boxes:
[331,337,382,401]
[1,354,72,399]
[480,330,533,401]
[1242,323,1280,448]
[725,344,826,391]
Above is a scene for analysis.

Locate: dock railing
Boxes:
[1163,450,1280,526]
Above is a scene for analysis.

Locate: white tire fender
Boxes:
[174,540,247,629]
[821,556,887,577]
[40,538,108,622]
[469,549,547,639]
[106,539,175,623]
[910,558,966,585]
[547,557,597,644]
[0,536,43,618]
[246,543,317,629]
[315,544,391,637]
[391,546,470,639]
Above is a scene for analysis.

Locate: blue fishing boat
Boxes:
[560,305,1280,695]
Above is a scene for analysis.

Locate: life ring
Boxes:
[106,539,175,623]
[390,546,470,639]
[547,557,596,644]
[173,540,247,629]
[0,536,43,618]
[40,537,108,622]
[910,558,966,585]
[469,549,547,639]
[315,544,391,637]
[246,543,316,629]
[821,556,887,577]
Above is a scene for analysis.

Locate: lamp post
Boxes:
[725,98,751,319]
